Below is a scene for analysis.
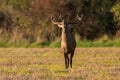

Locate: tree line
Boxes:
[0,0,120,44]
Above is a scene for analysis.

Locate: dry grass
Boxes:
[0,48,120,80]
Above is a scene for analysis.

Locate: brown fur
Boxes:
[61,21,76,69]
[51,15,82,69]
[52,19,76,69]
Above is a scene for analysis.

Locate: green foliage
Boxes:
[6,0,31,11]
[30,42,50,48]
[49,40,60,48]
[0,0,120,47]
[111,2,120,16]
[77,35,120,47]
[1,36,120,47]
[111,2,120,26]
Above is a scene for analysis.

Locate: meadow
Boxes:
[0,48,120,80]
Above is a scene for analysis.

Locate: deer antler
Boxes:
[51,16,59,25]
[51,16,64,28]
[76,14,83,21]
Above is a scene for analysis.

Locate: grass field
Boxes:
[0,48,120,80]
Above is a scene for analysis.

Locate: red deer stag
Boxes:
[51,14,82,69]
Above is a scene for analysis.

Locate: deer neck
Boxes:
[61,27,70,42]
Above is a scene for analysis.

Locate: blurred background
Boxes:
[0,0,120,47]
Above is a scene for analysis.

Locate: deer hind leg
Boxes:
[70,52,74,68]
[64,53,69,69]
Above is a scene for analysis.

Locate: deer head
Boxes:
[51,16,66,28]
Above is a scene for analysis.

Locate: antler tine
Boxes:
[76,14,83,21]
[51,16,59,25]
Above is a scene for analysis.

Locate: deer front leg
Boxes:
[64,53,69,69]
[70,53,74,68]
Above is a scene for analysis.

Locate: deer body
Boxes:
[61,23,76,69]
[51,15,82,69]
[61,24,76,54]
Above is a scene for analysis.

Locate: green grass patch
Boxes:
[49,40,60,48]
[1,35,120,47]
[77,37,120,47]
[30,42,50,48]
